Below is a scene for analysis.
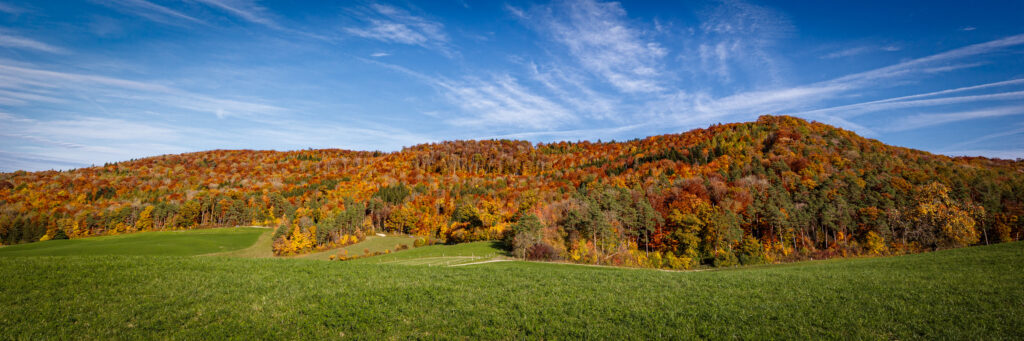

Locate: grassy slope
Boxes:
[206,228,275,258]
[347,241,509,265]
[298,235,417,261]
[1,241,1021,339]
[0,227,265,257]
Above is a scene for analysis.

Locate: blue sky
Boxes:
[0,0,1022,172]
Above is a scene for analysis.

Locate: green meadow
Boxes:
[0,227,264,257]
[1,227,1021,339]
[298,234,418,261]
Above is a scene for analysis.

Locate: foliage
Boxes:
[1,116,1022,268]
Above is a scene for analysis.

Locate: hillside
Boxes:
[2,115,1022,268]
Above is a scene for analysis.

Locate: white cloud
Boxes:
[514,0,667,93]
[821,46,871,59]
[0,31,64,53]
[348,20,431,44]
[96,0,328,40]
[93,0,204,25]
[0,62,284,118]
[370,52,390,58]
[528,62,618,120]
[810,77,1024,109]
[828,34,1024,87]
[480,122,649,141]
[941,149,1023,160]
[797,90,1024,120]
[438,74,576,129]
[345,4,450,54]
[0,2,25,15]
[821,45,901,59]
[944,123,1024,150]
[0,113,190,171]
[191,0,278,29]
[691,0,791,85]
[886,105,1024,132]
[365,59,576,130]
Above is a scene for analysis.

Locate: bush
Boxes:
[663,252,695,270]
[51,228,69,240]
[527,243,559,260]
[508,214,544,258]
[737,236,767,265]
[712,249,739,267]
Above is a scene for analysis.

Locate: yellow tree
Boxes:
[912,182,983,248]
[136,205,155,231]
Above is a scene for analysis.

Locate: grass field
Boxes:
[0,227,1021,339]
[206,228,275,258]
[0,227,265,257]
[298,234,418,260]
[347,241,509,266]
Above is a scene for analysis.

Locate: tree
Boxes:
[910,182,983,249]
[507,214,544,259]
[178,201,201,228]
[136,205,155,231]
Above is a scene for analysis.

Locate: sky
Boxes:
[0,0,1022,172]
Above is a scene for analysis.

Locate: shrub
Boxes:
[737,236,767,265]
[527,242,558,260]
[663,252,695,270]
[712,249,739,267]
[52,228,69,240]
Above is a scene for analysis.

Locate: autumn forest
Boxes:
[2,116,1022,269]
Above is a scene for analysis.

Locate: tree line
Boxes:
[1,116,1021,268]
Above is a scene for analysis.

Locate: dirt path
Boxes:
[448,259,514,267]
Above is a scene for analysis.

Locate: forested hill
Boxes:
[2,115,1022,268]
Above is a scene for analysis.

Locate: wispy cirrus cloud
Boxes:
[0,61,284,118]
[800,89,1024,120]
[481,122,650,141]
[511,0,667,93]
[345,4,450,54]
[884,105,1024,132]
[828,33,1024,87]
[438,74,576,129]
[191,0,277,29]
[943,122,1024,151]
[679,33,1024,124]
[821,45,900,59]
[0,1,26,15]
[0,31,65,54]
[527,62,618,120]
[92,0,204,25]
[95,0,327,40]
[691,0,792,85]
[0,113,189,171]
[364,58,575,130]
[941,149,1024,160]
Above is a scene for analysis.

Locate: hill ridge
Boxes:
[2,115,1021,269]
